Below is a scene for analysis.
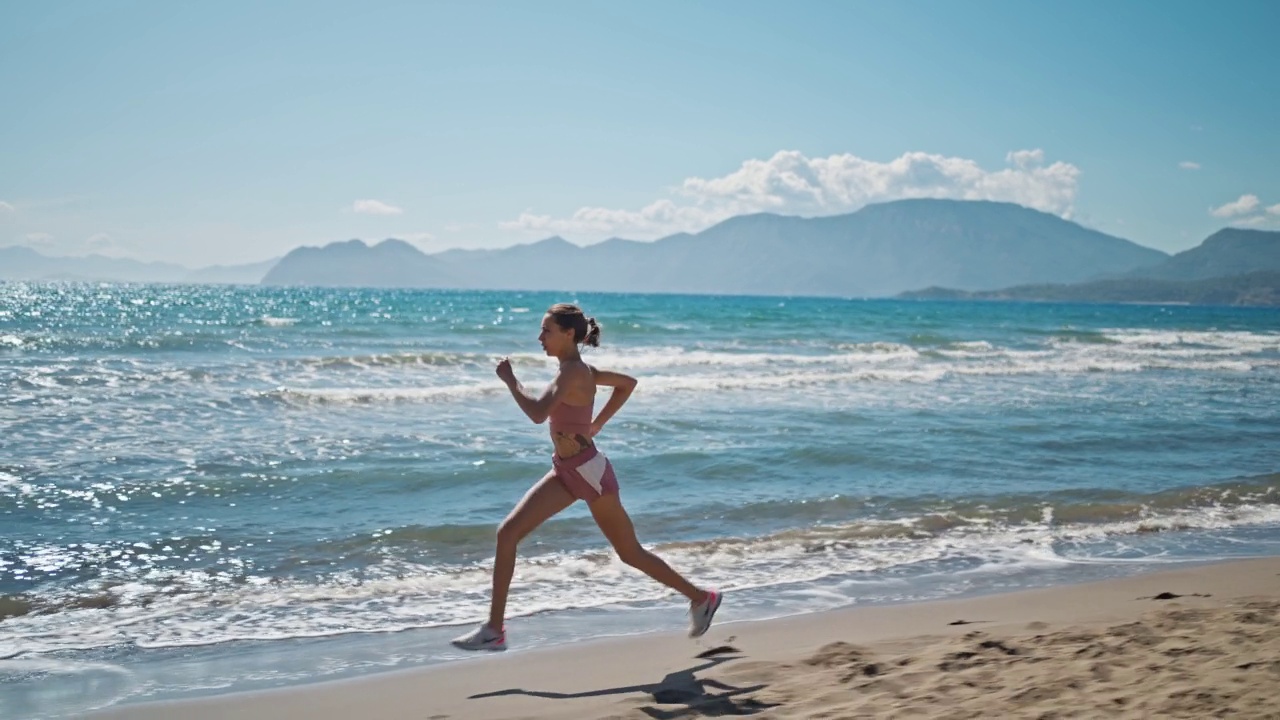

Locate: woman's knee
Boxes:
[496,518,527,549]
[615,543,648,568]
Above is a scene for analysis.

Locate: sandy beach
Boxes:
[88,557,1280,720]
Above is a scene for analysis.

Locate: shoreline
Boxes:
[88,556,1280,719]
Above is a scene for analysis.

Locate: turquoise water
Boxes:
[2,283,1279,717]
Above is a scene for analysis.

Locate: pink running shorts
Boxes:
[552,446,619,502]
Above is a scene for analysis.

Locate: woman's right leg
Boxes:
[487,470,576,630]
[588,492,722,637]
[586,493,705,603]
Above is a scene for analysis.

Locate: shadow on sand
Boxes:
[469,646,777,718]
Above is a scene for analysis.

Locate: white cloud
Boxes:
[0,201,14,214]
[21,232,54,247]
[1268,203,1280,216]
[1006,149,1045,169]
[502,148,1081,239]
[1210,194,1260,218]
[352,199,404,216]
[1178,161,1200,170]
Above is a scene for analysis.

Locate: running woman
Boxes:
[450,303,721,651]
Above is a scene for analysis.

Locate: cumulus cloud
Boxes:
[1268,203,1280,216]
[352,199,404,216]
[22,232,54,247]
[1006,149,1045,169]
[0,200,14,214]
[1178,161,1200,170]
[1210,194,1260,218]
[502,148,1081,239]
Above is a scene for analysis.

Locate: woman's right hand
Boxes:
[495,357,516,385]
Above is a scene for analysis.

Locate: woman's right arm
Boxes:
[498,357,571,424]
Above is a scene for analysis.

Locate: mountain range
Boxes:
[4,200,1277,303]
[261,199,1171,296]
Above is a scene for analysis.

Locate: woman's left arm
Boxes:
[588,367,637,435]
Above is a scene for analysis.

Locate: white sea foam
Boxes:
[261,383,502,405]
[2,498,1278,657]
[252,328,1276,405]
[9,327,1277,412]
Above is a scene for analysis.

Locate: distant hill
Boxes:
[899,228,1280,307]
[260,239,456,287]
[263,200,1169,296]
[0,245,189,283]
[0,245,279,284]
[900,271,1280,307]
[431,236,582,289]
[182,258,279,284]
[1127,228,1280,281]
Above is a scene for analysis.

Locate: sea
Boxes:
[2,283,1278,718]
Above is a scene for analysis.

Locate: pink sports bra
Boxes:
[548,401,594,436]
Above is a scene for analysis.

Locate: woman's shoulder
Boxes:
[557,359,595,383]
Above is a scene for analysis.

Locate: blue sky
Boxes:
[2,0,1277,267]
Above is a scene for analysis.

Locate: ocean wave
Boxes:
[286,350,548,371]
[258,316,299,327]
[6,326,1277,407]
[237,327,1280,406]
[278,328,1280,398]
[1095,328,1280,349]
[254,383,502,405]
[2,475,1276,657]
[0,331,287,355]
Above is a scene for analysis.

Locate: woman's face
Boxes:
[538,313,575,356]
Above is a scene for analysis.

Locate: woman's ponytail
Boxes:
[583,317,601,348]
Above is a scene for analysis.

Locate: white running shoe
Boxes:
[689,590,722,638]
[450,623,506,651]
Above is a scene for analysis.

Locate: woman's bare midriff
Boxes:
[552,431,593,460]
